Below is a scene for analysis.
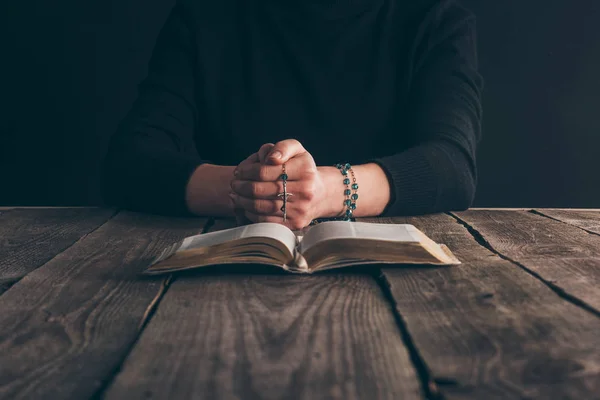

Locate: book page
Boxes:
[180,223,297,254]
[299,221,420,254]
[152,223,297,266]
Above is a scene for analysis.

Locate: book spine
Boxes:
[284,249,310,273]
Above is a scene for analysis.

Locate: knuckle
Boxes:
[255,200,266,213]
[301,162,317,177]
[295,205,308,218]
[252,200,263,213]
[270,201,280,214]
[260,143,274,151]
[303,182,317,200]
[258,165,271,181]
[256,200,276,214]
[303,166,316,176]
[301,151,315,165]
[251,183,264,197]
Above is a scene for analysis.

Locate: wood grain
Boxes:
[0,207,102,210]
[0,208,116,291]
[533,209,600,235]
[365,214,600,399]
[453,210,600,313]
[0,211,208,399]
[104,219,422,400]
[473,208,600,212]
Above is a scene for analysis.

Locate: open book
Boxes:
[145,221,460,275]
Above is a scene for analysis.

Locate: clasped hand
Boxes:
[229,140,337,229]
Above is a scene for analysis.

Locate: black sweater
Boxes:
[104,0,483,216]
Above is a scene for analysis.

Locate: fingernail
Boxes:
[270,151,282,160]
[233,169,239,177]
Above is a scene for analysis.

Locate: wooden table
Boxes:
[1,208,599,399]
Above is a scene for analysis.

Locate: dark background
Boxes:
[2,0,599,207]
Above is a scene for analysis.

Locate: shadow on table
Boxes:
[136,262,446,282]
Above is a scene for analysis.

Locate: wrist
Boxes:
[352,163,391,216]
[186,164,237,217]
[317,166,346,218]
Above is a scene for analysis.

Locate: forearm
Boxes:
[185,164,237,217]
[319,163,391,218]
[373,141,476,216]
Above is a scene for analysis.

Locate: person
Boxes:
[103,0,483,230]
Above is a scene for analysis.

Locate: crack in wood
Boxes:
[447,212,600,319]
[374,270,445,400]
[0,279,19,296]
[138,274,173,332]
[90,217,216,400]
[529,209,600,237]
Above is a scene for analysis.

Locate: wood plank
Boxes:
[3,207,600,212]
[0,279,19,297]
[453,210,600,314]
[104,219,422,400]
[0,208,116,293]
[0,207,101,210]
[366,214,600,399]
[472,208,600,212]
[533,209,600,235]
[0,212,208,399]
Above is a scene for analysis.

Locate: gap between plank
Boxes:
[136,217,216,334]
[0,208,120,299]
[374,270,445,400]
[0,277,21,296]
[90,217,216,400]
[447,212,600,319]
[138,275,174,332]
[529,209,600,237]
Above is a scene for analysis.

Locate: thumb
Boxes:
[267,139,306,165]
[258,143,275,164]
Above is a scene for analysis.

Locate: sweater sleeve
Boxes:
[103,4,205,215]
[372,3,483,216]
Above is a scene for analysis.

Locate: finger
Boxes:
[243,211,283,224]
[230,193,283,216]
[231,180,279,198]
[236,153,313,181]
[266,139,307,164]
[230,180,304,200]
[239,151,259,166]
[244,211,301,230]
[233,152,260,178]
[236,163,283,181]
[258,143,275,164]
[244,211,309,231]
